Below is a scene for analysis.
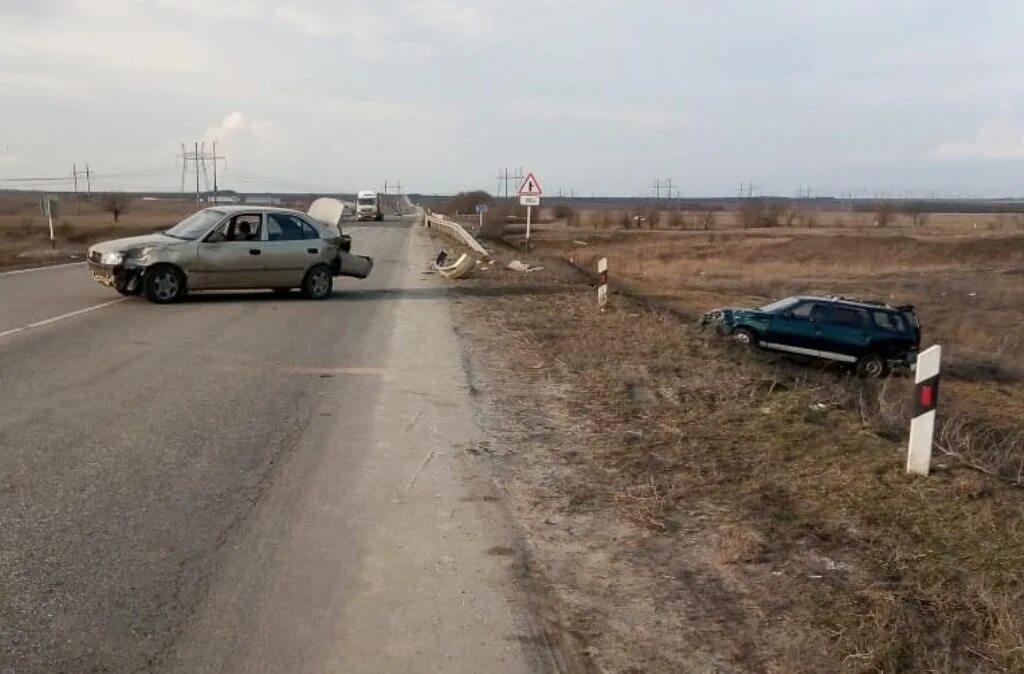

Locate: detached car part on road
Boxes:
[701,295,920,377]
[87,205,373,303]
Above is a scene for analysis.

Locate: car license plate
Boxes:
[92,271,114,287]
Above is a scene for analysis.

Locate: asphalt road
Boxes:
[0,218,543,673]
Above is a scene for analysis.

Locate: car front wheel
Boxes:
[144,265,186,304]
[302,265,333,300]
[732,327,757,348]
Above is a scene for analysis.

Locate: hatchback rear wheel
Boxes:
[302,265,333,300]
[856,353,888,378]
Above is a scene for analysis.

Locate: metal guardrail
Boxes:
[423,211,492,260]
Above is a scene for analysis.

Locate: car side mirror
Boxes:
[206,231,226,243]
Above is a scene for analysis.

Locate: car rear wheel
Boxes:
[856,353,888,378]
[732,327,757,348]
[301,265,333,300]
[144,265,186,304]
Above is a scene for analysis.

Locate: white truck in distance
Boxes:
[356,190,383,222]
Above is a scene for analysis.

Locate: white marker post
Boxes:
[597,257,608,309]
[907,345,942,476]
[42,196,57,250]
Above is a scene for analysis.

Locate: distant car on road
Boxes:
[701,295,920,377]
[87,206,373,303]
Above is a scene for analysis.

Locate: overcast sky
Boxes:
[1,0,1023,197]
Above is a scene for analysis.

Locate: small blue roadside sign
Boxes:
[475,203,488,214]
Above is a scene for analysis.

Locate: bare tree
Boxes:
[739,199,781,228]
[902,201,929,227]
[644,205,662,229]
[699,211,717,230]
[874,201,895,227]
[100,193,132,223]
[668,209,685,229]
[781,206,800,227]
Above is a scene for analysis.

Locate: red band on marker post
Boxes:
[914,375,940,416]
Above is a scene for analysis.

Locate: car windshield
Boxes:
[164,209,224,240]
[759,297,800,313]
[357,198,375,206]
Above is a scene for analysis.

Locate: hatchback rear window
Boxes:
[872,310,908,333]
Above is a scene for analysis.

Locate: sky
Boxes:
[1,0,1023,197]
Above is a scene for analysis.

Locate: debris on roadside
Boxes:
[435,251,476,280]
[573,240,589,246]
[506,260,544,273]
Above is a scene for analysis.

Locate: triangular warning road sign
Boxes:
[517,172,543,196]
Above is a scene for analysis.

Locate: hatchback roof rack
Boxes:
[825,295,889,308]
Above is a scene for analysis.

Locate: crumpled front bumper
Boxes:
[699,310,731,333]
[88,261,142,291]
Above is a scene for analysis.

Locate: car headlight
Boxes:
[101,251,125,266]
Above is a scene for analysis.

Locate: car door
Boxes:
[764,301,825,355]
[817,305,870,363]
[192,213,267,289]
[263,213,324,287]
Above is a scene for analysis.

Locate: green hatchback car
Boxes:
[701,295,921,377]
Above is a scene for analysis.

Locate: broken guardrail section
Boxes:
[424,211,493,280]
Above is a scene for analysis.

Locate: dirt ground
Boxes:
[436,229,1024,673]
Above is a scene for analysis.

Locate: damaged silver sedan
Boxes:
[86,204,373,303]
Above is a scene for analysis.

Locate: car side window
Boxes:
[208,214,261,242]
[266,213,306,242]
[789,303,817,320]
[830,306,868,328]
[289,216,320,240]
[872,311,906,333]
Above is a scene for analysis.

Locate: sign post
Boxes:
[517,172,543,253]
[475,203,488,232]
[597,257,608,309]
[907,345,942,476]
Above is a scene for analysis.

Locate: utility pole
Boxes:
[200,142,210,195]
[85,163,91,196]
[195,141,201,206]
[73,163,78,195]
[212,141,218,203]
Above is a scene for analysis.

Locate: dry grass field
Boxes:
[527,218,1024,437]
[0,193,198,267]
[431,206,1024,672]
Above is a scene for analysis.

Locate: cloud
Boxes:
[502,100,685,130]
[931,116,1024,160]
[203,112,272,144]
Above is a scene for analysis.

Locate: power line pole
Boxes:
[200,142,210,195]
[212,141,218,203]
[194,141,201,206]
[86,163,91,196]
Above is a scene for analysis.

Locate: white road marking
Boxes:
[0,298,127,340]
[0,261,87,276]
